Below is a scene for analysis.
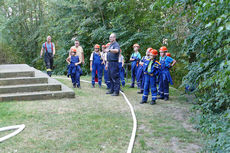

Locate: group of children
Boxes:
[89,43,126,89]
[66,43,125,89]
[129,44,176,105]
[66,43,176,105]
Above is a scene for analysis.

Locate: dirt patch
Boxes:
[182,122,197,132]
[162,105,197,132]
[171,137,201,153]
[162,106,189,121]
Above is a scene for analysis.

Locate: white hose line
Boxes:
[0,124,25,143]
[54,76,137,153]
[119,91,137,153]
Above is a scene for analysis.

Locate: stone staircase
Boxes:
[0,64,75,102]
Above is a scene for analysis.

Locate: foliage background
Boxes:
[0,0,229,152]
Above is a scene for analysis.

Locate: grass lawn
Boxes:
[0,76,203,153]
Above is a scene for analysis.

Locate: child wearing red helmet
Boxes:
[129,44,141,88]
[136,48,150,94]
[158,46,176,100]
[66,48,82,88]
[140,48,161,105]
[90,44,103,88]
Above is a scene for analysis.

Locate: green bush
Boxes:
[193,109,230,152]
[180,0,230,152]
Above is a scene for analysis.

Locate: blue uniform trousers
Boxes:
[92,63,102,86]
[158,71,170,98]
[142,74,157,101]
[140,72,146,91]
[69,65,80,87]
[136,66,143,88]
[131,64,138,87]
[119,62,125,86]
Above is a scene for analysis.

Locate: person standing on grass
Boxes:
[158,46,176,101]
[105,33,120,96]
[129,44,141,88]
[140,48,161,105]
[69,40,85,65]
[136,48,150,94]
[66,48,82,88]
[40,36,55,77]
[90,44,103,88]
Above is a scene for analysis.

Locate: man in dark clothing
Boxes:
[105,33,120,96]
[40,36,55,77]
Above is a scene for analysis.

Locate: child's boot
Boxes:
[150,100,156,105]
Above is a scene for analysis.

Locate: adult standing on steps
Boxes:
[40,36,55,77]
[105,33,120,96]
[69,40,85,65]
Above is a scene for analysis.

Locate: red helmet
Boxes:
[94,44,100,49]
[159,46,168,52]
[166,52,171,57]
[133,43,140,48]
[71,47,77,52]
[102,45,106,48]
[149,49,158,56]
[106,43,111,47]
[146,48,153,53]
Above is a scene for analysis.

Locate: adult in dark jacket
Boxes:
[105,33,120,96]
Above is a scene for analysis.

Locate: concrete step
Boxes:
[0,90,75,102]
[0,71,35,78]
[0,77,48,86]
[0,64,75,101]
[0,83,61,94]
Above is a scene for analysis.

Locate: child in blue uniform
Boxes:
[136,48,150,94]
[158,46,176,100]
[129,44,141,88]
[140,48,161,105]
[90,44,103,88]
[119,49,125,87]
[66,48,82,88]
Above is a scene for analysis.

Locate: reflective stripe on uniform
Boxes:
[47,69,52,71]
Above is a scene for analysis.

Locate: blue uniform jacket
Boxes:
[160,56,173,68]
[160,56,174,85]
[92,52,103,65]
[136,56,149,80]
[143,59,161,76]
[69,55,82,75]
[131,53,141,70]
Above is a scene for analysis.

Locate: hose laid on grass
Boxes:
[0,124,25,143]
[119,91,137,153]
[54,77,137,153]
